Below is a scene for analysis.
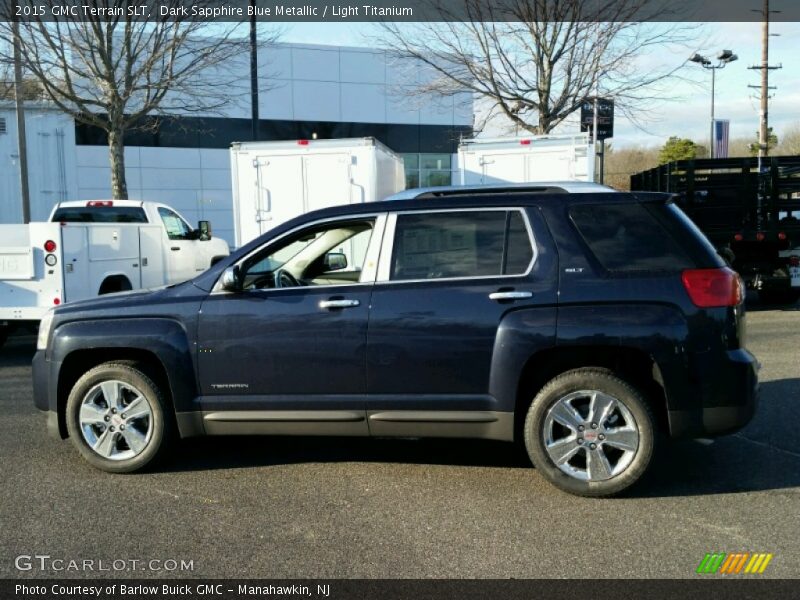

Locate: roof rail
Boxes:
[413,185,569,199]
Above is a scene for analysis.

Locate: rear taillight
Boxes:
[790,256,800,267]
[44,239,56,252]
[733,233,743,242]
[87,201,113,207]
[756,232,765,241]
[681,267,743,308]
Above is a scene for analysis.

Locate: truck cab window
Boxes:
[157,207,193,240]
[240,219,375,290]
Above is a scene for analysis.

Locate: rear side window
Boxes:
[52,207,147,223]
[570,203,692,272]
[390,210,534,281]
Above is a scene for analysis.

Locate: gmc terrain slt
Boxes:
[33,184,758,496]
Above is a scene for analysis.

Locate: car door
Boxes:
[156,206,199,282]
[196,213,386,436]
[365,206,558,439]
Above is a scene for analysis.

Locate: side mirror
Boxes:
[198,220,212,241]
[323,252,348,271]
[221,265,241,292]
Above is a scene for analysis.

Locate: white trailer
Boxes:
[0,200,229,345]
[230,137,405,247]
[457,134,595,185]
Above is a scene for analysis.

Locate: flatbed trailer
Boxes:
[631,156,800,303]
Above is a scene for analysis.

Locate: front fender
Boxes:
[50,318,197,415]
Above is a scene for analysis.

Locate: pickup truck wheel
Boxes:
[65,362,172,473]
[524,369,655,497]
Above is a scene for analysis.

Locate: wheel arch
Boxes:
[513,345,669,444]
[98,274,133,295]
[56,349,170,438]
[51,318,198,439]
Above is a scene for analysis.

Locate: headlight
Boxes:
[37,309,55,350]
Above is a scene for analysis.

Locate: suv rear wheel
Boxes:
[65,362,172,473]
[524,368,655,497]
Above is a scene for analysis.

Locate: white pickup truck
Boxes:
[0,200,229,345]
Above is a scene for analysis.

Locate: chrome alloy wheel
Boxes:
[78,380,153,461]
[542,390,640,482]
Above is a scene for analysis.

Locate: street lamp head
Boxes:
[689,53,707,64]
[718,49,734,61]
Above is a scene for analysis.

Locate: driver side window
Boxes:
[240,219,375,290]
[158,207,193,240]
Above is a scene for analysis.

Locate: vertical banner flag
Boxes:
[714,120,730,159]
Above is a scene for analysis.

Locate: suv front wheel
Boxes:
[524,368,655,497]
[66,362,172,473]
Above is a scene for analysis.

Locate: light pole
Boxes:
[690,50,738,158]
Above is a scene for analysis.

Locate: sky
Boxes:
[277,21,800,149]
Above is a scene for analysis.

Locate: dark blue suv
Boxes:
[33,185,758,496]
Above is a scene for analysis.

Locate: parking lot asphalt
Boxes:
[1,303,798,579]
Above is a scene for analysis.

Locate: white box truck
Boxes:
[0,200,229,346]
[230,137,405,247]
[457,134,595,185]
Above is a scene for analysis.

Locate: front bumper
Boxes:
[668,348,759,438]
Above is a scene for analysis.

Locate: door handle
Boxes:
[170,246,180,251]
[489,291,533,301]
[319,299,360,309]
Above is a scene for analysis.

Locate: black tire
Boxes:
[65,362,173,473]
[524,368,656,497]
[0,326,8,350]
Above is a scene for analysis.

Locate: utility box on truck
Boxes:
[457,134,595,185]
[230,137,405,247]
[0,200,229,346]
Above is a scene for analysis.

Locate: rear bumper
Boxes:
[668,348,758,438]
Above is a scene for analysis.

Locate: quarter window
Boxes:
[390,210,533,281]
[570,203,692,272]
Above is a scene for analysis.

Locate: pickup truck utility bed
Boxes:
[0,200,228,346]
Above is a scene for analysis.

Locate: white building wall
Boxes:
[75,146,235,244]
[1,43,473,247]
[257,44,472,127]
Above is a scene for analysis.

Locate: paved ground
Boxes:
[1,303,798,579]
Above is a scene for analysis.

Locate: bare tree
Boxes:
[379,0,700,135]
[0,5,279,198]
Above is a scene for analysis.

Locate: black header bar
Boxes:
[4,0,800,22]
